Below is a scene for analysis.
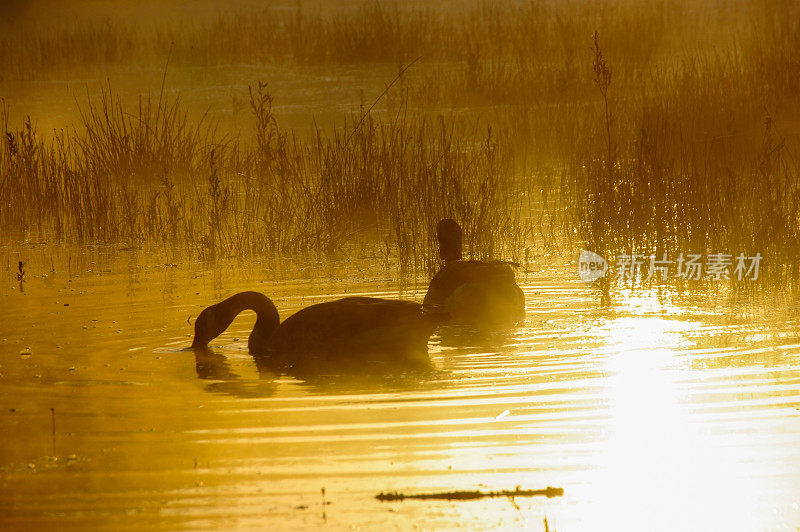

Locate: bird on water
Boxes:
[424,219,524,329]
[192,291,449,377]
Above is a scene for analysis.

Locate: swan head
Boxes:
[437,218,463,263]
[192,304,230,348]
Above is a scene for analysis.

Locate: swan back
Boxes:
[425,261,524,328]
[427,218,525,328]
[260,297,448,375]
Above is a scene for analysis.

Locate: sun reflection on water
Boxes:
[584,301,765,531]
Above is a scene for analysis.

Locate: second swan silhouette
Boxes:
[192,292,448,377]
[424,219,525,329]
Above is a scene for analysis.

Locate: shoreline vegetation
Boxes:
[2,0,799,283]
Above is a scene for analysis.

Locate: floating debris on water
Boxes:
[376,486,564,502]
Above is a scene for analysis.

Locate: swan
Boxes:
[424,219,525,328]
[192,292,448,376]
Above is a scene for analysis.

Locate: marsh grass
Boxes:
[0,83,523,271]
[552,26,800,285]
[0,2,762,80]
[3,0,800,282]
[74,83,210,185]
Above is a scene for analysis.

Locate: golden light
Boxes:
[582,296,766,531]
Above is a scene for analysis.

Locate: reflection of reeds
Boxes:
[0,85,522,271]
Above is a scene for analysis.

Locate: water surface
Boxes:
[2,247,800,531]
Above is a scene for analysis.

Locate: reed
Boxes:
[0,2,777,79]
[72,83,209,185]
[0,84,521,271]
[2,0,800,282]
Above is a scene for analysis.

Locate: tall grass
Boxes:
[0,84,523,271]
[0,1,785,78]
[73,83,210,184]
[548,25,800,284]
[3,0,800,283]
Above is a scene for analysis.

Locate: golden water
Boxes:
[2,247,800,531]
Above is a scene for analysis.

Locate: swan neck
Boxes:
[192,291,279,348]
[437,219,463,263]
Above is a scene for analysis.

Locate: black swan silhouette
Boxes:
[192,292,448,376]
[424,219,524,328]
